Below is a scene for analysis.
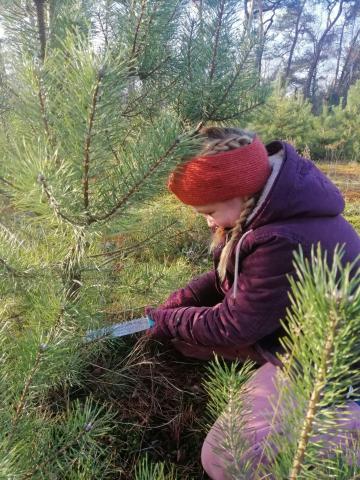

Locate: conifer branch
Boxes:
[11,307,65,433]
[0,175,17,190]
[210,99,265,122]
[62,231,87,302]
[12,348,43,430]
[83,68,104,216]
[140,0,181,54]
[138,0,159,51]
[37,174,82,226]
[33,0,47,63]
[92,139,180,224]
[131,0,147,58]
[90,220,180,258]
[0,221,25,248]
[99,226,190,267]
[209,0,226,81]
[37,77,51,141]
[187,20,195,83]
[35,70,59,163]
[0,258,21,276]
[23,420,92,479]
[206,47,253,120]
[122,77,177,117]
[138,54,172,80]
[93,122,204,225]
[289,310,339,479]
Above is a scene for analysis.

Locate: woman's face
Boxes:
[193,197,245,229]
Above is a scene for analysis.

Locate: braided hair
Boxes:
[197,127,258,282]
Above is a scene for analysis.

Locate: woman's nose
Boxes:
[206,216,216,228]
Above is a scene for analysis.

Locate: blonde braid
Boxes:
[214,196,256,282]
[197,127,258,281]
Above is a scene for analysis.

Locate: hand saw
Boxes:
[84,316,154,342]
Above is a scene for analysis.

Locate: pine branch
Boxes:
[23,420,93,480]
[210,99,266,121]
[62,230,87,302]
[122,77,177,117]
[0,257,21,276]
[0,221,25,248]
[33,0,47,63]
[187,20,195,83]
[37,174,83,226]
[91,138,181,224]
[83,68,104,216]
[10,306,65,434]
[131,0,147,58]
[289,309,339,479]
[11,347,43,430]
[138,54,171,80]
[206,45,254,120]
[209,0,226,81]
[99,225,190,268]
[137,0,159,52]
[35,68,58,162]
[139,0,181,55]
[0,176,18,190]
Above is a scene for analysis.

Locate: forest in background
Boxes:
[2,1,360,161]
[0,1,359,479]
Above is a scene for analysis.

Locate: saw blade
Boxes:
[85,316,153,342]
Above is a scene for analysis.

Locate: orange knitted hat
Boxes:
[168,137,271,205]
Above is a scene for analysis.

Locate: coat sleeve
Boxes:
[148,234,303,346]
[160,270,224,309]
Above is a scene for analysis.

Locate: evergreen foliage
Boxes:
[203,358,256,478]
[250,82,315,153]
[0,1,359,478]
[251,79,360,162]
[0,0,265,477]
[134,455,177,480]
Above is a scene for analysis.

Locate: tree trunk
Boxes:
[285,0,306,81]
[33,0,47,63]
[334,19,346,86]
[337,27,360,104]
[303,0,344,100]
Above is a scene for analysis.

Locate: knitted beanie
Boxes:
[168,136,271,206]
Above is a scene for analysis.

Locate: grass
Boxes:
[319,162,360,232]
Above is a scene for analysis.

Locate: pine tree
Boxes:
[249,80,316,155]
[0,0,266,477]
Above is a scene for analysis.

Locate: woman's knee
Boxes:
[201,424,271,480]
[201,425,234,480]
[200,362,281,479]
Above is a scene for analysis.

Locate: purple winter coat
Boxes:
[147,141,360,361]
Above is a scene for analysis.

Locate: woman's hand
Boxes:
[144,306,169,339]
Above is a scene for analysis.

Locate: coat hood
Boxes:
[247,141,345,230]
